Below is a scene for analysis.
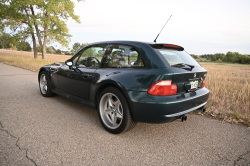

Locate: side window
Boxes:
[101,45,144,68]
[71,50,83,66]
[76,45,108,68]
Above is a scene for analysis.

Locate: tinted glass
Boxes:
[154,49,201,66]
[101,45,144,68]
[71,50,82,66]
[76,45,108,68]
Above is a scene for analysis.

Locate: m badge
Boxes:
[194,73,196,78]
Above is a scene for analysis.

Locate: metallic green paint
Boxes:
[38,40,210,124]
[126,88,209,123]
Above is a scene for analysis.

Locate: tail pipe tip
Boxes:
[202,108,206,112]
[181,115,187,122]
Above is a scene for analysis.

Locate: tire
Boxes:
[98,87,137,134]
[39,71,55,97]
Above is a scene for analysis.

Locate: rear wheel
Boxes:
[39,71,54,97]
[98,87,136,134]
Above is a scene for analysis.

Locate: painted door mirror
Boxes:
[65,60,73,67]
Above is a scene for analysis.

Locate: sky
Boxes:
[60,0,250,55]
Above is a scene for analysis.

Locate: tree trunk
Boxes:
[32,33,38,58]
[24,6,38,59]
[42,43,46,59]
[42,25,48,59]
[30,5,44,58]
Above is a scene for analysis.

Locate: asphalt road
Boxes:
[0,62,250,166]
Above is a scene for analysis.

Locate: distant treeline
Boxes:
[191,52,250,64]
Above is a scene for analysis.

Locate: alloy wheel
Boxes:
[40,74,48,95]
[99,93,123,129]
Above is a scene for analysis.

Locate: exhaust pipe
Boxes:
[198,106,206,113]
[202,108,206,113]
[181,115,187,122]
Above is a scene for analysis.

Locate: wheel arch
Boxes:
[38,67,50,82]
[94,82,136,121]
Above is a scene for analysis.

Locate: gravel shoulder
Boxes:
[0,62,250,166]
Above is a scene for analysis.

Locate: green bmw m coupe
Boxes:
[38,41,209,134]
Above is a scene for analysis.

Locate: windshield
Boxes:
[154,49,201,66]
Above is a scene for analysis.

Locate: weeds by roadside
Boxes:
[0,49,70,72]
[201,64,250,126]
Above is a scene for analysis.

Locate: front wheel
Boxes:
[98,87,136,134]
[39,71,54,97]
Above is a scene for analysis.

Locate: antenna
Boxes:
[154,15,172,43]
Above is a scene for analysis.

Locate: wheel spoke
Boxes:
[108,95,113,108]
[112,100,120,109]
[116,112,122,119]
[104,108,112,115]
[112,115,117,126]
[43,75,46,82]
[43,85,47,91]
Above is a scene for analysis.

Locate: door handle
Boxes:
[106,71,121,76]
[50,68,58,73]
[82,73,90,78]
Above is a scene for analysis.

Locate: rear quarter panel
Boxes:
[89,67,174,105]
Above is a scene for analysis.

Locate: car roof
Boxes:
[88,40,154,45]
[78,40,184,68]
[88,40,184,50]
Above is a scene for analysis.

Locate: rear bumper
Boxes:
[127,87,209,123]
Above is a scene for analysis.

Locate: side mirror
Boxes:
[65,59,73,67]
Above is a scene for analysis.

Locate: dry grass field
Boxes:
[0,49,249,126]
[0,49,70,72]
[200,63,250,126]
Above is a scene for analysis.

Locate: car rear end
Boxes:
[129,43,209,123]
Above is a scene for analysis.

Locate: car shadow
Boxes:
[44,92,189,137]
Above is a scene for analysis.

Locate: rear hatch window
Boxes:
[154,49,201,67]
[151,44,207,94]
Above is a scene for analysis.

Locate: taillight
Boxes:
[148,80,177,96]
[202,78,206,88]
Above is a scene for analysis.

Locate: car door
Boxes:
[57,44,108,100]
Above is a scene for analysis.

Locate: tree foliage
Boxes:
[0,0,83,59]
[47,46,56,54]
[56,49,62,55]
[0,32,12,49]
[0,31,31,51]
[16,41,32,51]
[71,42,88,54]
[222,52,250,64]
[193,52,250,64]
[190,54,198,59]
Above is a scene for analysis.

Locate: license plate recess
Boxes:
[189,79,198,90]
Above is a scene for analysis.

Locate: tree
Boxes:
[56,49,62,55]
[214,53,225,61]
[200,54,213,60]
[224,52,236,62]
[47,46,56,54]
[16,41,32,51]
[71,42,88,54]
[190,54,198,59]
[0,0,83,59]
[0,32,12,49]
[211,54,217,61]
